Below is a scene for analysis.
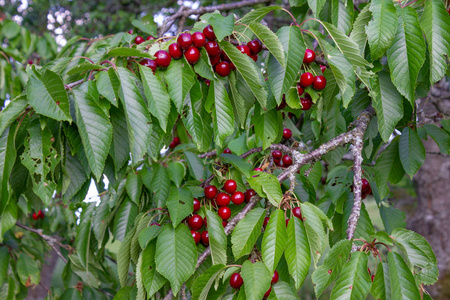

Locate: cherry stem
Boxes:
[281,8,299,26]
[374,242,392,252]
[99,60,117,70]
[72,56,95,64]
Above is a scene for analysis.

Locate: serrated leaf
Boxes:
[67,62,104,75]
[399,127,425,176]
[76,202,95,269]
[97,68,119,107]
[110,105,130,173]
[0,200,17,243]
[150,164,170,207]
[166,59,196,113]
[210,78,235,147]
[138,225,161,249]
[331,0,353,35]
[349,5,372,54]
[136,249,145,300]
[262,209,288,273]
[17,253,40,286]
[117,229,134,287]
[231,208,266,259]
[370,262,391,300]
[308,0,326,17]
[300,202,327,266]
[166,187,193,228]
[248,22,285,68]
[388,252,421,299]
[0,127,16,209]
[366,0,397,60]
[247,171,283,206]
[191,264,227,300]
[185,151,205,181]
[267,281,299,300]
[285,218,311,289]
[375,137,405,199]
[205,210,227,265]
[205,13,234,42]
[132,19,157,37]
[236,6,283,37]
[423,124,450,154]
[126,172,142,204]
[252,108,283,150]
[141,242,167,297]
[168,161,186,187]
[107,47,152,58]
[92,195,110,246]
[0,95,27,137]
[113,198,138,242]
[0,247,9,287]
[241,260,272,300]
[220,154,253,178]
[379,205,406,235]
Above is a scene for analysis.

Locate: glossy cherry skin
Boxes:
[272,150,282,160]
[218,207,231,220]
[168,43,183,59]
[297,82,304,96]
[231,191,245,205]
[244,189,256,203]
[204,185,218,199]
[271,271,279,284]
[220,50,231,62]
[236,45,251,56]
[283,128,292,139]
[224,179,237,194]
[300,72,314,87]
[301,98,313,110]
[362,179,370,193]
[282,154,293,167]
[254,168,263,172]
[247,39,262,55]
[223,148,232,154]
[185,46,201,65]
[320,65,327,73]
[32,212,39,220]
[188,214,204,231]
[192,31,206,48]
[177,32,193,49]
[293,207,302,219]
[37,210,45,219]
[203,25,216,40]
[264,287,272,297]
[209,54,220,66]
[216,193,231,207]
[313,75,327,90]
[154,50,171,68]
[135,36,145,44]
[303,49,316,64]
[204,40,220,57]
[191,230,201,244]
[201,231,209,246]
[193,198,201,212]
[230,273,244,289]
[146,36,155,40]
[263,217,270,228]
[169,137,180,148]
[139,58,157,72]
[216,61,231,77]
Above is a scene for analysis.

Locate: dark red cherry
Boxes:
[254,168,263,172]
[222,221,228,227]
[177,32,193,49]
[168,43,183,59]
[135,36,145,44]
[274,158,281,166]
[146,36,156,41]
[127,29,133,34]
[286,218,290,227]
[204,41,220,57]
[300,72,314,87]
[32,212,39,220]
[209,54,220,66]
[220,50,231,62]
[139,58,157,72]
[297,82,304,96]
[215,62,231,77]
[223,179,237,194]
[282,155,293,167]
[204,185,218,199]
[293,207,302,219]
[283,128,292,139]
[223,148,232,154]
[313,75,326,90]
[303,49,316,64]
[272,150,282,160]
[320,65,327,73]
[244,189,256,203]
[27,59,33,65]
[203,217,207,228]
[247,39,262,55]
[216,193,231,207]
[263,217,270,228]
[203,25,216,40]
[150,222,160,226]
[362,179,370,193]
[231,191,245,205]
[193,198,201,212]
[188,214,204,231]
[204,79,211,86]
[271,271,279,284]
[236,45,251,56]
[201,231,209,246]
[230,63,236,70]
[301,98,313,110]
[191,230,201,244]
[264,287,272,297]
[192,31,206,48]
[218,207,231,220]
[229,273,244,289]
[154,50,171,68]
[37,210,45,219]
[185,46,201,65]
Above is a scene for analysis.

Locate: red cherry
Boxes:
[320,65,327,73]
[209,54,220,66]
[56,101,60,105]
[127,29,133,34]
[204,185,218,199]
[221,221,228,227]
[293,207,302,219]
[362,191,368,200]
[301,98,313,110]
[244,189,256,203]
[37,210,45,219]
[271,271,279,284]
[215,62,231,77]
[201,231,209,246]
[283,128,292,139]
[203,25,216,40]
[139,58,157,72]
[193,198,201,212]
[371,275,375,282]
[362,179,370,193]
[286,218,290,227]
[154,50,171,68]
[177,32,193,49]
[272,150,282,160]
[32,212,39,220]
[303,49,316,64]
[150,222,161,226]
[224,179,237,194]
[191,230,201,244]
[230,273,244,289]
[204,40,220,57]
[231,191,245,205]
[188,214,204,231]
[300,72,314,87]
[204,217,207,227]
[192,31,206,48]
[254,168,263,172]
[185,46,201,65]
[282,155,293,167]
[220,50,231,62]
[250,54,258,62]
[274,158,282,166]
[146,36,155,41]
[230,63,236,70]
[297,82,304,96]
[313,75,326,90]
[168,43,183,59]
[216,193,231,207]
[135,36,145,44]
[368,268,372,275]
[264,287,272,297]
[218,207,231,220]
[173,137,180,145]
[247,39,262,55]
[205,79,211,86]
[263,217,270,228]
[236,45,251,56]
[27,59,33,65]
[223,148,232,154]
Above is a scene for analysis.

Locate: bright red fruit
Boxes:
[177,32,193,49]
[371,275,375,282]
[264,287,272,297]
[320,65,327,73]
[272,150,282,160]
[221,50,231,62]
[188,215,204,231]
[204,185,218,199]
[230,63,236,70]
[263,217,270,228]
[215,62,231,77]
[300,72,314,87]
[150,223,160,226]
[201,231,209,245]
[231,191,245,205]
[139,58,157,72]
[222,221,228,227]
[185,46,201,65]
[204,217,207,227]
[168,43,183,59]
[193,198,201,212]
[236,45,251,56]
[282,155,293,167]
[247,39,262,55]
[297,82,304,96]
[301,98,312,110]
[223,148,232,154]
[286,219,290,227]
[254,168,263,172]
[192,31,206,48]
[209,54,220,66]
[274,158,281,166]
[38,210,45,219]
[218,207,231,220]
[169,137,180,148]
[362,179,370,192]
[191,230,201,244]
[303,49,316,64]
[244,189,256,203]
[205,79,211,86]
[32,212,39,220]
[271,271,279,284]
[203,25,216,40]
[230,273,244,289]
[205,41,220,57]
[154,50,171,68]
[293,207,302,219]
[250,54,258,62]
[283,128,292,139]
[313,75,326,90]
[224,179,237,194]
[135,36,144,44]
[216,193,231,207]
[127,29,133,34]
[146,36,155,40]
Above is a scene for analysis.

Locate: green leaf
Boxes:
[0,247,9,287]
[372,71,404,142]
[117,229,134,287]
[210,78,235,147]
[241,260,272,300]
[247,171,283,206]
[308,0,326,17]
[17,253,40,286]
[262,209,288,273]
[141,242,167,297]
[420,0,450,85]
[150,164,170,207]
[113,198,138,242]
[26,69,71,121]
[375,137,405,199]
[136,249,145,300]
[0,127,16,210]
[194,48,215,80]
[206,210,227,265]
[97,68,120,107]
[165,59,196,113]
[267,281,299,300]
[312,240,352,298]
[110,105,130,173]
[0,95,27,137]
[67,62,104,75]
[219,41,267,107]
[76,203,95,269]
[107,47,152,58]
[139,64,171,132]
[166,187,193,228]
[206,13,234,42]
[126,172,142,204]
[168,161,186,188]
[331,0,353,35]
[113,287,131,300]
[248,22,285,68]
[220,154,253,178]
[370,262,391,300]
[72,82,112,180]
[185,151,205,181]
[300,202,328,266]
[379,205,406,235]
[399,127,425,176]
[132,18,157,37]
[231,208,266,259]
[423,124,450,154]
[191,264,227,300]
[386,7,426,105]
[285,217,311,289]
[0,200,17,243]
[388,252,421,299]
[252,108,282,150]
[92,195,110,246]
[138,225,161,249]
[330,252,371,299]
[366,0,397,60]
[115,67,152,165]
[155,224,197,295]
[349,5,372,54]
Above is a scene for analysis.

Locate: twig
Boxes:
[198,150,217,158]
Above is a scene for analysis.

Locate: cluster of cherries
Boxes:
[229,270,279,297]
[32,210,45,220]
[137,25,263,78]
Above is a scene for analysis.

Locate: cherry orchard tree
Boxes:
[0,0,449,299]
